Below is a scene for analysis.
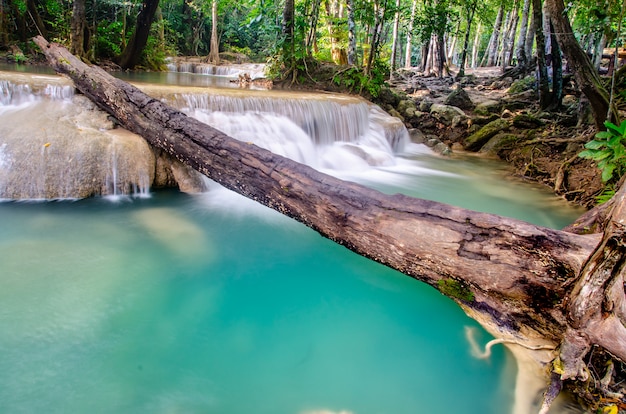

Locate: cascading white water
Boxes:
[168,87,410,171]
[0,71,412,199]
[166,60,266,79]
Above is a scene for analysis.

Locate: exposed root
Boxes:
[464,326,556,359]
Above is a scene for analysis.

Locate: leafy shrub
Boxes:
[579,120,626,183]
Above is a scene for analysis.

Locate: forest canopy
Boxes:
[2,0,625,76]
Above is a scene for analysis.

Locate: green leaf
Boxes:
[595,131,613,140]
[602,164,616,182]
[584,140,606,150]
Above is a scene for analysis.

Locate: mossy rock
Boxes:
[444,87,475,110]
[430,103,467,126]
[512,113,545,129]
[480,133,522,155]
[508,76,536,94]
[464,118,510,152]
[474,100,503,116]
[397,99,417,117]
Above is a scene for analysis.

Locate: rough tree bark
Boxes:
[33,36,626,410]
[70,0,87,59]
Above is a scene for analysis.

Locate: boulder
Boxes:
[508,76,536,94]
[429,103,467,126]
[479,133,521,155]
[464,118,510,152]
[474,100,503,116]
[444,87,475,110]
[512,113,545,129]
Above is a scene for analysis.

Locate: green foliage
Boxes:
[579,120,626,183]
[142,34,168,71]
[96,22,124,59]
[437,278,474,302]
[414,0,458,42]
[332,59,389,98]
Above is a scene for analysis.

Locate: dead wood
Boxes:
[32,36,626,409]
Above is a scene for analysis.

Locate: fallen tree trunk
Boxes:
[33,36,625,409]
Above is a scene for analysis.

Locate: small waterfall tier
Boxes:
[166,58,266,79]
[141,84,409,170]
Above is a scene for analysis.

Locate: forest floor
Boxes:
[390,66,604,210]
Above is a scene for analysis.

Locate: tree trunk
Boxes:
[32,36,626,409]
[70,0,87,59]
[501,0,519,68]
[487,2,504,66]
[544,0,617,129]
[534,0,550,109]
[347,0,356,65]
[456,1,477,79]
[117,0,161,69]
[524,5,536,60]
[282,0,296,76]
[471,22,481,69]
[305,0,321,57]
[207,0,220,64]
[515,0,531,69]
[26,0,47,38]
[547,21,563,110]
[404,0,417,68]
[390,0,401,71]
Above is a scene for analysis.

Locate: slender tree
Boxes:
[456,0,478,78]
[486,1,504,66]
[117,0,161,69]
[404,0,417,67]
[390,0,401,70]
[347,0,357,64]
[534,0,550,108]
[208,0,220,64]
[515,0,531,69]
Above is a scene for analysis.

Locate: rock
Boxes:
[512,113,545,129]
[474,100,503,116]
[388,108,404,121]
[480,133,521,155]
[430,103,467,126]
[508,76,536,94]
[408,128,426,143]
[444,86,475,110]
[501,109,514,119]
[377,87,402,107]
[397,99,417,118]
[562,95,578,107]
[419,100,433,112]
[464,118,510,152]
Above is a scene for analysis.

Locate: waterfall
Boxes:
[167,88,409,171]
[0,71,413,200]
[166,60,266,79]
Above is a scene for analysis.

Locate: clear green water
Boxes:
[0,149,585,413]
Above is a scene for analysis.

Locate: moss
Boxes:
[508,76,536,94]
[437,278,474,302]
[464,118,509,152]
